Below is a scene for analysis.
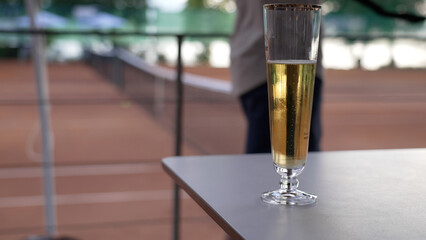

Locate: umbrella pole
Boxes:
[25,0,57,237]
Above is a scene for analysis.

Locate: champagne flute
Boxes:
[261,4,321,205]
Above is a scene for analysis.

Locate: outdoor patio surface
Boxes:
[0,60,425,240]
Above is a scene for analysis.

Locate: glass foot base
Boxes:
[261,189,317,206]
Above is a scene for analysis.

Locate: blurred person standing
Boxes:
[230,0,323,154]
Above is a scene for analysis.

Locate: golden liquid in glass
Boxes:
[267,60,316,169]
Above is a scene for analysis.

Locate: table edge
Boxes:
[161,158,244,240]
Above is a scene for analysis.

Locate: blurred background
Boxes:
[0,0,425,239]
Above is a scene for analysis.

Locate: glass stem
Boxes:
[280,175,299,193]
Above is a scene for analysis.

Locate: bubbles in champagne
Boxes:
[267,60,316,169]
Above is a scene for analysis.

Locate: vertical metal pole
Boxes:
[172,35,184,240]
[26,0,57,237]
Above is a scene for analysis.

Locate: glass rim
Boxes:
[263,4,321,10]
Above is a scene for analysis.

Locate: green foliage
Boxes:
[324,0,425,34]
[186,0,204,9]
[186,0,235,12]
[0,0,25,17]
[327,0,424,16]
[44,0,147,17]
[182,8,234,33]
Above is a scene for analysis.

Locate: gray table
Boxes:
[162,148,426,240]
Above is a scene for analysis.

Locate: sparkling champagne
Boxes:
[267,60,316,169]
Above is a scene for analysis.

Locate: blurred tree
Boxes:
[186,0,236,12]
[0,0,25,17]
[322,0,424,15]
[44,0,146,16]
[182,0,235,33]
[42,0,148,29]
[186,0,204,9]
[327,0,425,22]
[324,0,425,34]
[355,0,425,23]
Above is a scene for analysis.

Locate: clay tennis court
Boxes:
[0,60,425,239]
